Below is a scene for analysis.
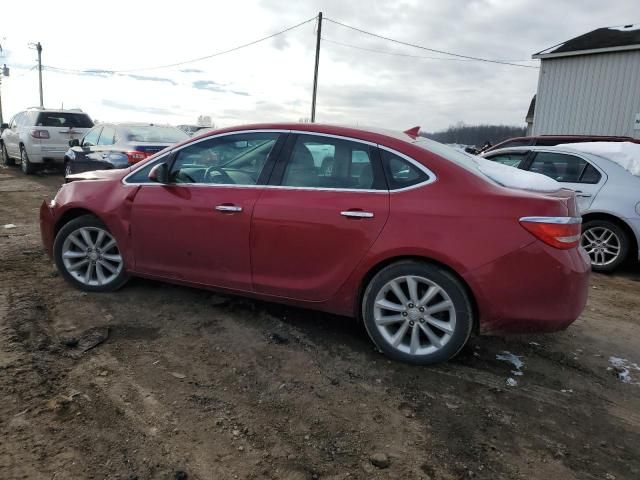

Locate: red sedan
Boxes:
[40,123,590,364]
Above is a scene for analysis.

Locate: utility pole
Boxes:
[36,42,43,107]
[311,12,322,123]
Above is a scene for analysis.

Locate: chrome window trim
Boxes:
[288,130,377,147]
[122,128,438,193]
[519,216,582,224]
[377,145,437,192]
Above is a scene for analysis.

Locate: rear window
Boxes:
[36,112,94,128]
[125,126,189,143]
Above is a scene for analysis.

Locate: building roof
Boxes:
[533,24,640,59]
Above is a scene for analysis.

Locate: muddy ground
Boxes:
[1,164,639,480]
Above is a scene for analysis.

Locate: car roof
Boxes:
[192,122,421,146]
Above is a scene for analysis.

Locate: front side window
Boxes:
[170,132,279,185]
[98,126,116,146]
[381,150,429,189]
[528,152,588,183]
[281,135,383,190]
[486,151,528,168]
[82,127,102,147]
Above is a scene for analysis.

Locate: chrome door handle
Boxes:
[215,205,243,212]
[341,210,374,218]
[575,191,592,198]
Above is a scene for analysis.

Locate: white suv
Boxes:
[1,108,94,174]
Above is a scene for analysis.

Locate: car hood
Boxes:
[66,168,131,183]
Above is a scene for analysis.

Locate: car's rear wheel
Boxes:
[581,220,629,273]
[2,143,14,166]
[362,261,473,365]
[54,215,129,292]
[20,147,36,175]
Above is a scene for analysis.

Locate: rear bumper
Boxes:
[466,242,590,335]
[27,145,66,163]
[39,200,56,258]
[69,160,124,175]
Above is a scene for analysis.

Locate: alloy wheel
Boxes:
[61,226,123,286]
[581,227,621,267]
[373,275,456,356]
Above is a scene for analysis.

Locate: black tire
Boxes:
[581,220,629,273]
[362,261,473,365]
[53,215,130,292]
[64,159,73,177]
[1,143,15,166]
[20,147,37,175]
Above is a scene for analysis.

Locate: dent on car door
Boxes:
[128,131,284,290]
[250,133,390,302]
[527,151,605,210]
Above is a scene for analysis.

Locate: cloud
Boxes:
[124,74,177,85]
[192,80,225,92]
[101,99,173,116]
[180,68,204,73]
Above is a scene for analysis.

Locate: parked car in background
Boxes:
[41,123,589,365]
[484,135,640,154]
[483,143,640,272]
[64,123,189,176]
[1,108,94,174]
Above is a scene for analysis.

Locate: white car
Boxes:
[1,108,94,174]
[483,142,640,272]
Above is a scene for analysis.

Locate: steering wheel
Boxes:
[204,166,234,184]
[173,171,196,184]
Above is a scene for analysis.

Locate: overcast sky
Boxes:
[1,0,638,131]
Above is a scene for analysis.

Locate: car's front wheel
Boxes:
[362,261,473,365]
[1,143,14,166]
[64,159,73,177]
[53,215,129,292]
[20,147,36,175]
[581,220,629,272]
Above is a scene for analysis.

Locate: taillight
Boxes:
[30,129,50,139]
[519,216,582,249]
[126,151,150,164]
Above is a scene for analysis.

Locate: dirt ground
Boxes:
[1,165,639,480]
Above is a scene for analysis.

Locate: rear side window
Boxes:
[125,126,188,143]
[381,149,429,189]
[281,135,384,190]
[580,163,602,184]
[528,152,588,183]
[36,112,94,128]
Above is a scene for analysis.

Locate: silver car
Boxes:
[483,145,640,272]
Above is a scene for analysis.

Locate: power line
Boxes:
[45,16,317,75]
[322,36,538,64]
[323,17,539,69]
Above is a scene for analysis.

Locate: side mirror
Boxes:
[0,123,8,130]
[148,162,169,184]
[69,138,80,147]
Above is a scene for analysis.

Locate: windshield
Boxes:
[36,112,94,128]
[125,126,189,143]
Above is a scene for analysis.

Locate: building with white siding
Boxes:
[530,24,640,139]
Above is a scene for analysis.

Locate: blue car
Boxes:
[64,123,189,176]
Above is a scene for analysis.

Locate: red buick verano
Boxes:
[40,123,590,364]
